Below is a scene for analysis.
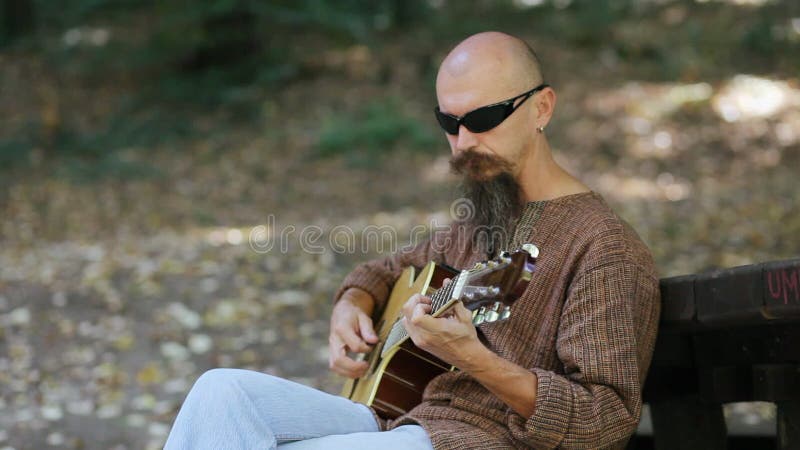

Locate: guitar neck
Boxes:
[381,272,465,357]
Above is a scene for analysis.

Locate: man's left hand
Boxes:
[401,291,485,369]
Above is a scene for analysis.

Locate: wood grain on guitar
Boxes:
[340,245,538,420]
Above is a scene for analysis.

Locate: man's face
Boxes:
[438,83,533,249]
[435,79,536,182]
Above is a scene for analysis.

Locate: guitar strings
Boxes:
[382,271,460,356]
[380,254,518,357]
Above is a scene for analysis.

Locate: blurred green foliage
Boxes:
[1,0,435,178]
[315,98,437,168]
[1,0,798,179]
[22,0,433,92]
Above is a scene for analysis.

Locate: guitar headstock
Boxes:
[453,243,538,325]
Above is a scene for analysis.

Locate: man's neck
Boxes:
[517,141,590,202]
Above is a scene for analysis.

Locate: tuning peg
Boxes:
[473,262,487,270]
[500,251,510,258]
[487,260,499,268]
[485,302,501,322]
[522,243,539,258]
[489,286,500,296]
[500,305,512,320]
[473,306,486,325]
[463,291,475,300]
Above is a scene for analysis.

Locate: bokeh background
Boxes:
[1,0,799,448]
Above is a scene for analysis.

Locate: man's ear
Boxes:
[536,87,556,127]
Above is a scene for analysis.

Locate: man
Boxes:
[164,31,660,449]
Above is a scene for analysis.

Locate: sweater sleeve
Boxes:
[332,223,459,315]
[506,261,660,449]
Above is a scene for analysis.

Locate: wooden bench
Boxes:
[630,258,800,449]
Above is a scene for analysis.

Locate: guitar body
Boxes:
[340,262,456,419]
[340,245,537,420]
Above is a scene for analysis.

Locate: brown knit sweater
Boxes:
[334,192,661,449]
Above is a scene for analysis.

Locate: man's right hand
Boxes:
[329,288,379,378]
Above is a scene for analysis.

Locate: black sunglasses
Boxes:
[434,83,549,135]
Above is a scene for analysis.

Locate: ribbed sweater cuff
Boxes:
[332,267,390,314]
[507,368,572,448]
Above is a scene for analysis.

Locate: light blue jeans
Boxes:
[163,368,434,450]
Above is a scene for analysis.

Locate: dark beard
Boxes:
[450,150,523,255]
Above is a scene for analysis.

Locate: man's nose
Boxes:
[455,125,479,152]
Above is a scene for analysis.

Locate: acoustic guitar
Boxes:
[341,244,538,419]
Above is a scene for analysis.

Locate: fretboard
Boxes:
[381,274,458,357]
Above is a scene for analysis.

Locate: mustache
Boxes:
[449,150,514,180]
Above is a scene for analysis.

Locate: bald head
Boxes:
[437,32,544,98]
